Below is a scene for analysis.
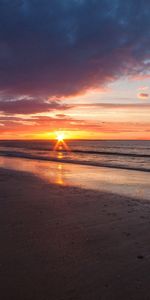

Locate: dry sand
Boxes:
[0,168,150,300]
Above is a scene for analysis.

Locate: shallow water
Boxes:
[0,156,150,201]
[0,140,150,172]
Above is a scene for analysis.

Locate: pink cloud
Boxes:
[138,93,149,99]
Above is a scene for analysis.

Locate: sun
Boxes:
[54,131,70,152]
[56,132,65,142]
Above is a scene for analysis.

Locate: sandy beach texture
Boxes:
[1,168,150,300]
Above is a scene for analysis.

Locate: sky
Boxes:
[0,0,150,140]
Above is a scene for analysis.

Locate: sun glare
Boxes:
[56,132,65,142]
[54,131,70,152]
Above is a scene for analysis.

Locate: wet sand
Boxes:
[1,168,150,300]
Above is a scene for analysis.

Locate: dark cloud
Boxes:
[0,97,70,114]
[0,0,149,101]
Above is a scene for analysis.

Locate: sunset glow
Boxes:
[56,132,65,142]
[0,3,150,299]
[0,1,149,140]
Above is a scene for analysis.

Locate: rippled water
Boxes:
[0,140,150,172]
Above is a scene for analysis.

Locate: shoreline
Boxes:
[0,152,150,173]
[0,155,150,201]
[0,166,149,205]
[1,168,150,299]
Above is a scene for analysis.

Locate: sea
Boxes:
[0,139,150,172]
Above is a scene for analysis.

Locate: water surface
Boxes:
[0,156,150,201]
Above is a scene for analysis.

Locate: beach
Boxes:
[1,166,150,300]
[0,0,150,298]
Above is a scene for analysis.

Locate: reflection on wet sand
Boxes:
[53,152,65,185]
[55,163,64,186]
[0,156,150,201]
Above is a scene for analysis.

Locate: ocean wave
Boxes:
[55,149,150,158]
[0,150,150,173]
[1,146,150,157]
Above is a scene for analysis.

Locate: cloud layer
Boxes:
[0,0,149,100]
[0,97,70,114]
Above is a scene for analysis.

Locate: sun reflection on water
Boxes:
[57,151,64,160]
